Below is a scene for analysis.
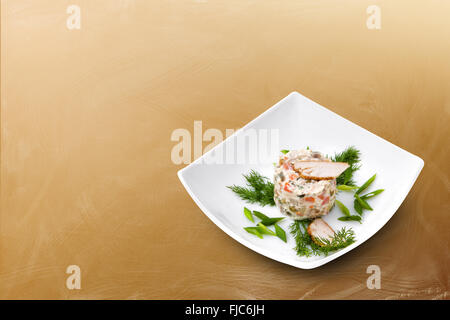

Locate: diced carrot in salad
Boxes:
[283,183,292,193]
[321,196,330,205]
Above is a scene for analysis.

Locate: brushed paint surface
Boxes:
[0,0,448,299]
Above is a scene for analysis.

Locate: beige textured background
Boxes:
[1,0,449,299]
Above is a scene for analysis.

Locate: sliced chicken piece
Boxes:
[307,218,335,246]
[293,161,349,180]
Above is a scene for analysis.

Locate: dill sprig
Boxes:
[227,170,275,206]
[314,227,356,256]
[289,219,319,257]
[331,146,361,186]
[289,220,356,257]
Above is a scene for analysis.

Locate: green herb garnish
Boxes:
[243,207,254,222]
[227,170,275,206]
[338,215,362,223]
[335,199,351,216]
[244,227,263,239]
[289,219,318,257]
[331,146,361,186]
[355,194,373,211]
[289,220,356,257]
[313,227,356,256]
[274,224,287,242]
[361,189,384,200]
[252,210,270,220]
[252,210,284,225]
[256,223,276,235]
[337,184,359,191]
[280,149,289,154]
[354,199,363,215]
[259,217,285,226]
[356,174,376,194]
[244,209,286,242]
[336,200,361,223]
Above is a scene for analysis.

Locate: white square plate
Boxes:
[178,92,424,269]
